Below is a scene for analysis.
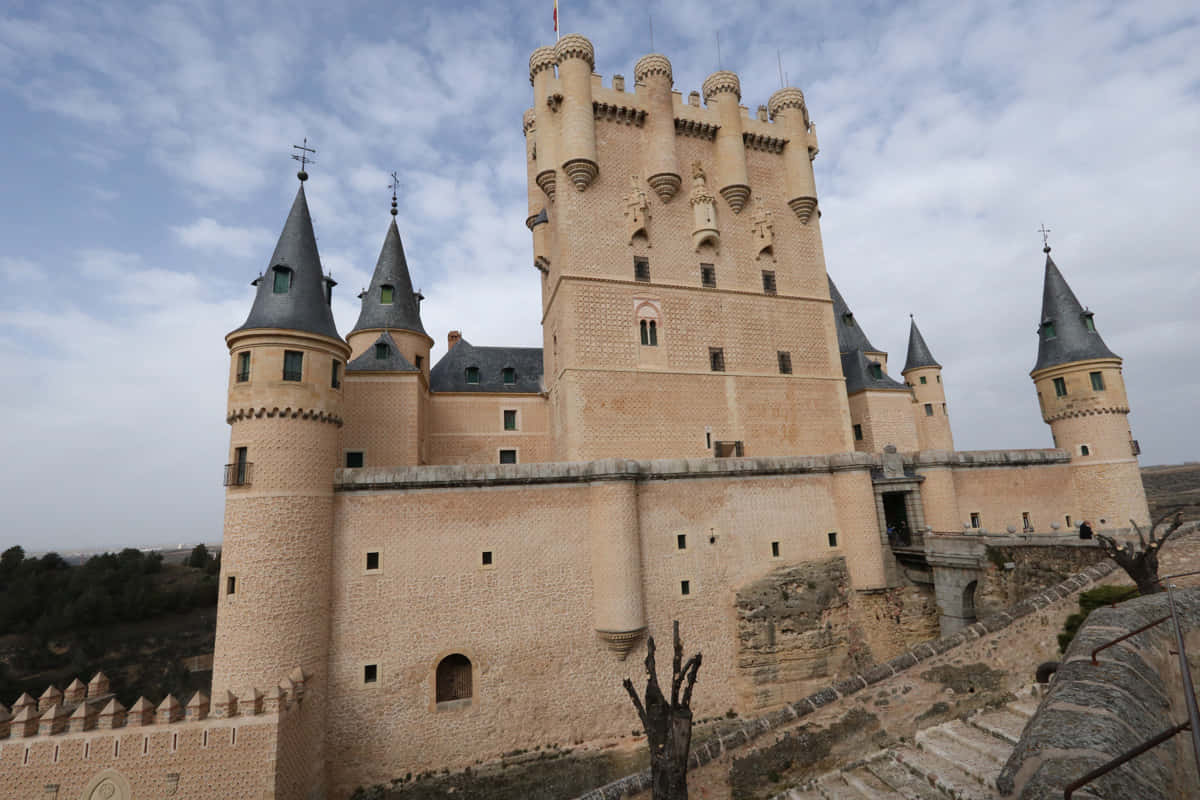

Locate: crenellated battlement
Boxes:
[701,70,741,102]
[553,33,594,68]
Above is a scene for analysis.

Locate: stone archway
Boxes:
[80,769,132,800]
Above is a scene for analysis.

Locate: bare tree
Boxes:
[623,621,703,800]
[1096,509,1185,595]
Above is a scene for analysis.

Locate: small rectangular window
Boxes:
[1053,377,1067,397]
[226,576,237,595]
[346,451,364,468]
[366,552,380,570]
[364,664,377,684]
[331,360,341,389]
[236,352,250,382]
[827,532,838,547]
[1022,512,1032,532]
[970,512,981,529]
[853,424,863,441]
[283,350,303,381]
[709,347,725,372]
[502,367,516,384]
[936,375,941,383]
[677,534,687,550]
[1043,321,1056,339]
[634,257,650,282]
[503,409,517,430]
[700,264,716,288]
[272,268,291,294]
[1065,514,1072,528]
[1080,444,1090,456]
[1084,315,1096,332]
[771,541,780,557]
[777,351,792,374]
[924,403,934,416]
[482,551,493,566]
[415,354,423,369]
[499,449,517,464]
[380,285,394,304]
[1090,371,1105,391]
[869,363,883,379]
[680,580,691,596]
[761,270,777,295]
[375,343,389,359]
[465,366,480,384]
[919,375,927,385]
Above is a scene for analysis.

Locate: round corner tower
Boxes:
[216,178,350,720]
[902,317,954,451]
[1029,247,1149,528]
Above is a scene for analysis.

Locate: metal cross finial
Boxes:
[292,137,316,181]
[1039,223,1052,253]
[389,171,400,217]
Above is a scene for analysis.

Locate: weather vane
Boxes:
[1039,223,1052,253]
[292,138,317,181]
[389,171,400,217]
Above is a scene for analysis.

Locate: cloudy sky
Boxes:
[1,1,1197,552]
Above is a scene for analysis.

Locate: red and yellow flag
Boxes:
[554,0,559,37]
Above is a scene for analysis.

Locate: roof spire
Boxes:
[1039,222,1051,254]
[389,171,399,217]
[903,316,941,373]
[291,138,316,182]
[1032,249,1119,373]
[350,202,427,338]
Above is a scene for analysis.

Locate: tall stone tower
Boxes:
[903,317,954,451]
[1030,246,1149,527]
[217,176,349,788]
[524,35,852,461]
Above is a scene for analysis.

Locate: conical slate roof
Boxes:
[902,317,940,373]
[1032,251,1119,373]
[350,218,427,337]
[828,277,881,355]
[347,331,419,373]
[233,184,341,340]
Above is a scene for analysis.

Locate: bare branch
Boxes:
[623,677,648,728]
[680,653,703,709]
[644,635,660,698]
[1130,518,1147,549]
[670,620,683,708]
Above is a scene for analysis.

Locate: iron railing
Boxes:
[223,462,253,487]
[1066,569,1200,797]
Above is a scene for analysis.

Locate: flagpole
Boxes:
[554,0,560,41]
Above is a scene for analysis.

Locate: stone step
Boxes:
[843,762,901,796]
[891,744,999,800]
[815,772,874,799]
[865,755,951,799]
[939,719,1013,766]
[969,708,1030,745]
[1007,695,1041,720]
[780,787,825,800]
[915,725,1004,788]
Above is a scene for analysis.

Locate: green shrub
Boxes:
[1058,585,1137,653]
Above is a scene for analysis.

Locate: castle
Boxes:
[2,34,1149,800]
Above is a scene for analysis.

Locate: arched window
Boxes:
[636,301,661,347]
[380,284,394,304]
[436,654,472,702]
[272,267,292,294]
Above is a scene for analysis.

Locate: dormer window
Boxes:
[465,366,480,384]
[272,267,292,294]
[1042,320,1056,339]
[1081,312,1096,332]
[502,367,516,384]
[869,363,883,380]
[842,312,855,327]
[380,285,394,304]
[375,343,389,360]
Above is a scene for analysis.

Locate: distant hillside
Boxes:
[1141,462,1200,523]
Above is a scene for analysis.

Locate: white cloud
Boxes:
[172,218,275,260]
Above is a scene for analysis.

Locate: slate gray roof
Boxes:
[350,218,428,337]
[233,184,341,340]
[842,350,908,395]
[902,317,941,373]
[429,338,544,393]
[346,331,419,373]
[828,276,881,354]
[1033,252,1119,373]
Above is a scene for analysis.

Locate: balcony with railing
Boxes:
[223,462,253,487]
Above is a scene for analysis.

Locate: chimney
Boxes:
[447,331,462,351]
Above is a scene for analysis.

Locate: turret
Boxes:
[1029,246,1148,527]
[702,71,750,213]
[902,317,954,450]
[768,87,820,223]
[218,174,348,790]
[529,47,559,200]
[554,34,598,191]
[634,54,681,202]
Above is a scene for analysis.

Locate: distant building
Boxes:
[6,33,1148,799]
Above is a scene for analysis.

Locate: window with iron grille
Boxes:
[700,264,716,288]
[777,351,792,374]
[709,347,725,372]
[634,257,650,282]
[503,409,517,430]
[236,352,250,382]
[283,350,303,381]
[762,270,777,295]
[436,655,472,702]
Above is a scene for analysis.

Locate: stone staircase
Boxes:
[774,688,1042,800]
